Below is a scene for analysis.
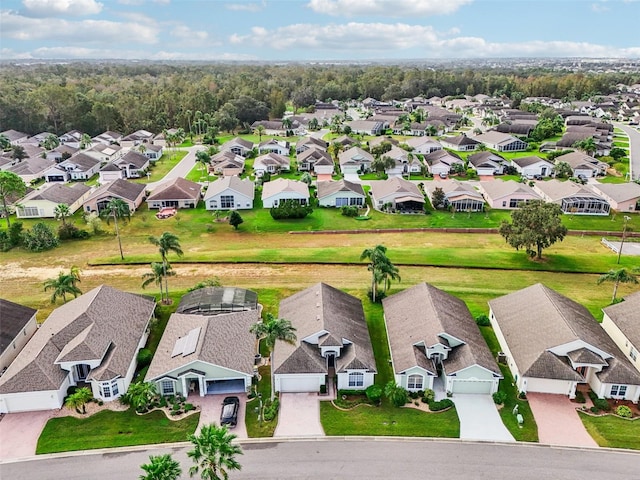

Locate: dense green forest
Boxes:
[1,62,638,136]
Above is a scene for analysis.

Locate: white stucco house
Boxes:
[253,153,291,177]
[489,284,640,403]
[273,283,377,393]
[261,178,309,208]
[0,299,38,373]
[510,156,554,178]
[0,286,155,413]
[204,176,255,210]
[602,292,640,375]
[317,180,366,208]
[384,283,502,395]
[467,151,506,176]
[16,183,92,219]
[404,136,443,155]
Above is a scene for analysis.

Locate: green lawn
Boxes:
[186,163,216,183]
[320,401,460,437]
[132,151,188,184]
[245,365,278,438]
[36,408,200,454]
[479,326,538,442]
[579,413,640,450]
[597,176,630,184]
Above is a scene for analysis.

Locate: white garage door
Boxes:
[278,376,320,393]
[451,379,494,394]
[526,378,572,395]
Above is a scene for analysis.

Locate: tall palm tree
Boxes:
[141,261,174,303]
[140,454,182,480]
[187,424,243,480]
[80,133,92,149]
[196,150,211,173]
[360,245,399,302]
[43,270,82,303]
[254,124,266,142]
[148,232,183,304]
[573,137,597,156]
[42,133,60,151]
[53,203,71,226]
[597,268,639,302]
[101,198,130,260]
[250,313,297,399]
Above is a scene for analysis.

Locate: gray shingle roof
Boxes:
[0,299,37,356]
[317,180,365,199]
[511,156,552,168]
[478,180,541,201]
[590,182,640,203]
[84,179,145,203]
[116,151,149,169]
[383,283,500,376]
[204,176,255,201]
[274,283,376,375]
[603,291,640,348]
[22,182,90,204]
[147,177,201,201]
[0,286,155,393]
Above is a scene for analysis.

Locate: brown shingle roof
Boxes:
[84,179,145,203]
[22,182,90,204]
[603,291,640,348]
[0,299,37,356]
[147,177,201,201]
[317,180,365,199]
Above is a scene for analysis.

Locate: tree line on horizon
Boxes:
[1,62,637,137]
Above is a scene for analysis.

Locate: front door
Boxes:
[326,353,335,368]
[76,364,91,381]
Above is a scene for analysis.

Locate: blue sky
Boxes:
[1,0,639,60]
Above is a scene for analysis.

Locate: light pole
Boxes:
[617,215,631,264]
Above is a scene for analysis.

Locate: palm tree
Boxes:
[101,198,131,260]
[64,387,93,414]
[42,133,60,151]
[43,270,82,303]
[378,259,401,294]
[185,109,193,136]
[254,124,266,142]
[327,141,344,163]
[187,424,243,480]
[125,382,157,412]
[250,313,297,399]
[148,232,183,304]
[196,150,211,173]
[573,137,597,156]
[142,261,174,303]
[69,265,82,288]
[360,245,399,302]
[140,454,182,480]
[53,203,71,226]
[597,268,639,302]
[80,133,92,149]
[0,134,10,151]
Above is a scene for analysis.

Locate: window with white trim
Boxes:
[220,195,234,209]
[101,383,112,398]
[348,372,364,387]
[19,206,39,217]
[610,385,627,397]
[161,380,175,396]
[111,380,119,397]
[408,374,423,390]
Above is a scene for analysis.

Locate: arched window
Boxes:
[348,372,364,388]
[408,374,423,390]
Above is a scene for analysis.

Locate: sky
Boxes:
[1,0,640,61]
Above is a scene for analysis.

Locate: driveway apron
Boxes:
[452,394,515,442]
[274,393,324,437]
[527,393,597,447]
[0,410,57,460]
[190,394,248,439]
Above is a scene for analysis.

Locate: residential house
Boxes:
[121,129,154,148]
[602,292,640,374]
[590,182,640,212]
[261,178,309,208]
[313,156,335,179]
[251,119,304,136]
[510,156,554,178]
[404,136,443,155]
[16,183,91,219]
[369,177,425,212]
[1,129,29,146]
[143,144,163,161]
[554,151,607,178]
[392,121,430,136]
[25,132,52,146]
[440,135,480,152]
[204,176,255,210]
[424,150,464,176]
[332,135,357,149]
[152,128,178,147]
[253,152,290,177]
[58,130,84,148]
[209,150,245,176]
[295,136,327,155]
[44,164,70,183]
[7,156,55,184]
[534,179,610,215]
[145,309,259,397]
[0,299,38,373]
[274,283,377,392]
[346,120,386,136]
[114,151,150,179]
[488,284,640,402]
[221,137,254,157]
[57,152,101,181]
[383,145,418,176]
[478,180,542,209]
[47,144,79,163]
[384,283,502,394]
[0,144,46,169]
[83,179,146,214]
[147,177,202,209]
[425,180,485,212]
[467,151,506,176]
[495,122,536,137]
[297,147,332,172]
[338,147,373,175]
[0,286,155,413]
[317,180,366,208]
[473,132,528,152]
[85,143,124,164]
[257,139,289,156]
[92,131,123,145]
[98,163,125,183]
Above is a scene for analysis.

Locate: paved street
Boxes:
[612,122,639,181]
[2,439,638,480]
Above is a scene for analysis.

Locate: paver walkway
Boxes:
[452,394,515,443]
[274,393,324,437]
[0,410,57,460]
[527,393,597,447]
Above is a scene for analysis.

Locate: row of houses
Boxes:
[2,281,638,413]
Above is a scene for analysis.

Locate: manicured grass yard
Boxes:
[320,401,460,437]
[36,408,200,454]
[579,413,640,450]
[132,150,188,184]
[245,365,279,438]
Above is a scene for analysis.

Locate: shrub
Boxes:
[421,389,435,404]
[590,406,599,413]
[184,403,195,412]
[574,391,586,404]
[429,399,454,411]
[136,348,153,368]
[22,222,59,251]
[0,231,11,252]
[518,391,527,400]
[384,381,408,407]
[593,398,611,411]
[475,314,490,326]
[366,288,386,303]
[58,223,90,240]
[492,391,507,405]
[341,205,359,217]
[365,384,382,404]
[616,405,632,418]
[409,390,420,399]
[270,199,313,219]
[98,400,104,406]
[263,398,279,421]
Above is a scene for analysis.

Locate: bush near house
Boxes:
[270,199,313,219]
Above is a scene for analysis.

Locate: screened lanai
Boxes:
[177,287,259,315]
[561,195,610,215]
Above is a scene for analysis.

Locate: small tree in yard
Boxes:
[597,267,639,302]
[384,381,408,407]
[65,387,93,414]
[140,454,182,480]
[431,187,446,209]
[228,211,243,230]
[124,382,157,413]
[499,200,567,259]
[187,424,243,480]
[23,222,59,252]
[0,171,26,227]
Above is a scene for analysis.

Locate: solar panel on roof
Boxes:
[171,336,187,357]
[182,327,201,357]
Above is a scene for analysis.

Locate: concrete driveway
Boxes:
[190,394,248,439]
[527,393,597,447]
[0,409,57,460]
[274,393,324,437]
[452,394,515,442]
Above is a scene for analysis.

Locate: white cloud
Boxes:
[306,0,472,17]
[591,2,610,12]
[226,1,266,12]
[22,0,103,16]
[1,10,159,44]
